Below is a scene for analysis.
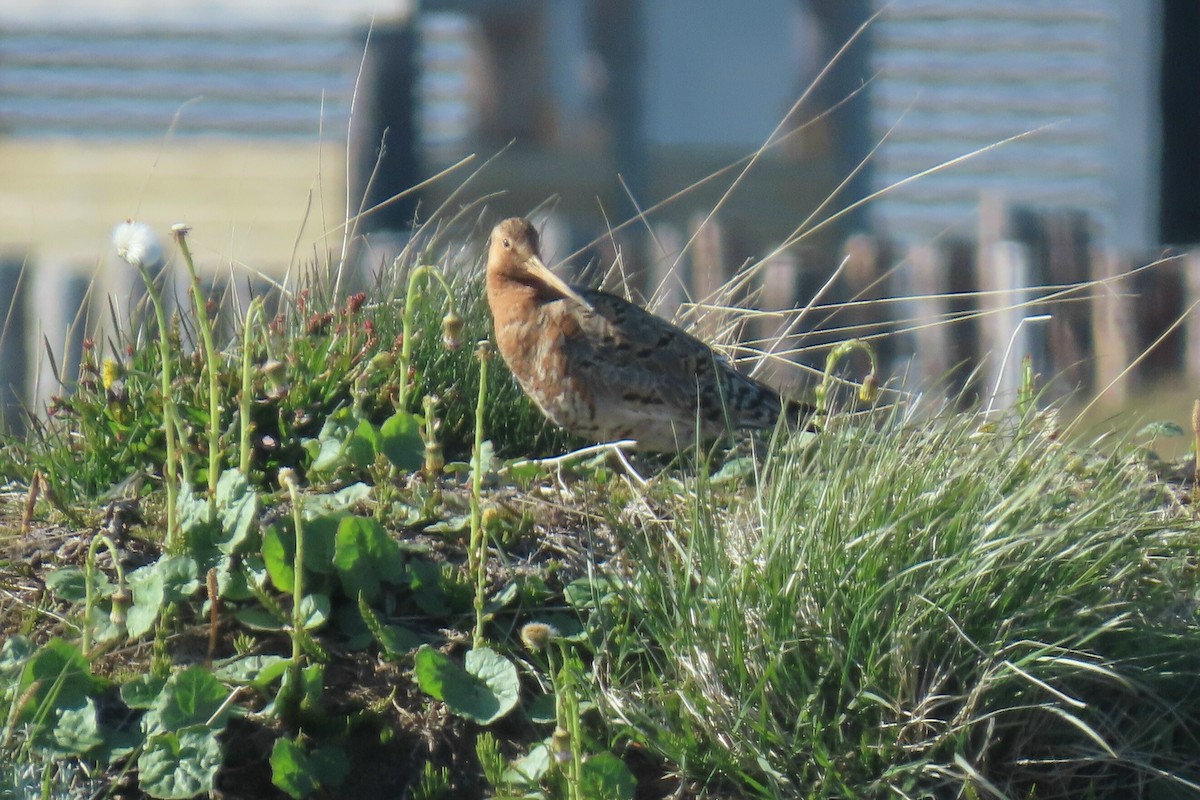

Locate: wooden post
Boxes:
[840,233,883,344]
[647,222,685,321]
[1184,251,1200,382]
[688,213,728,339]
[1089,248,1132,406]
[0,252,29,434]
[31,260,85,412]
[908,242,949,392]
[978,240,1034,409]
[752,248,801,389]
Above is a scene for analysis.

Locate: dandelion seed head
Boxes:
[112,220,164,270]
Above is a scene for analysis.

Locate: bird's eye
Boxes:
[502,238,511,249]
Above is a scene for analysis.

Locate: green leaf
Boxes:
[465,647,519,718]
[333,516,405,603]
[504,741,552,786]
[233,607,287,632]
[271,738,349,799]
[0,634,34,679]
[126,556,201,638]
[176,480,213,536]
[1137,420,1185,439]
[216,469,260,553]
[299,592,330,630]
[379,411,424,471]
[473,440,497,479]
[48,697,105,756]
[121,674,168,709]
[502,458,544,485]
[564,575,621,610]
[712,456,756,483]
[262,523,295,593]
[301,482,372,519]
[158,555,202,602]
[409,558,450,616]
[45,566,110,603]
[144,665,231,735]
[414,646,518,724]
[271,738,319,799]
[372,621,421,660]
[139,725,222,799]
[527,692,557,725]
[579,753,637,800]
[18,638,98,719]
[300,513,341,574]
[212,655,290,690]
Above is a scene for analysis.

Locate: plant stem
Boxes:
[469,341,492,649]
[83,533,125,656]
[815,337,879,414]
[173,225,221,520]
[277,468,305,721]
[239,298,264,475]
[134,262,180,548]
[398,264,457,413]
[283,471,305,672]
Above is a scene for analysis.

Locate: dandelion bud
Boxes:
[261,359,287,388]
[101,358,123,391]
[110,587,131,629]
[519,622,559,651]
[474,339,494,362]
[278,468,298,491]
[481,506,502,531]
[367,352,394,373]
[551,727,572,764]
[441,310,464,351]
[424,441,444,476]
[858,372,879,404]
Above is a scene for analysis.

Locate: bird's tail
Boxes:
[783,398,821,432]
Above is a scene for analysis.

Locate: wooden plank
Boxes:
[1089,247,1131,405]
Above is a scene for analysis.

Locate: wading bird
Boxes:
[486,217,814,451]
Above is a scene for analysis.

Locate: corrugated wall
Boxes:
[0,26,356,138]
[868,1,1119,242]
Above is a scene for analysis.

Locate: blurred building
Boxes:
[867,1,1165,249]
[2,0,1197,426]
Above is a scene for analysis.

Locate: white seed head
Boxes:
[112,220,164,270]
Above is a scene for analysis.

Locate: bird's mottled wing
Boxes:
[561,288,781,430]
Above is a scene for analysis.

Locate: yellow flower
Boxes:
[101,358,123,391]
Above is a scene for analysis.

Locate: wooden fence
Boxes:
[1,203,1194,435]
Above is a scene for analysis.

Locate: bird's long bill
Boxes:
[525,254,592,308]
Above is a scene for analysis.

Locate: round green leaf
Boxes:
[579,752,637,800]
[138,726,222,799]
[414,645,518,725]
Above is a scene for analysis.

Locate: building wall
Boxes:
[868,0,1161,248]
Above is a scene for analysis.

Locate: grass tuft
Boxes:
[597,405,1200,798]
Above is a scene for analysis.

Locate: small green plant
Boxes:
[114,221,182,545]
[469,339,493,648]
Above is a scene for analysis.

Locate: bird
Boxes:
[485,217,816,452]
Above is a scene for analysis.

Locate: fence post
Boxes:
[1184,250,1200,382]
[0,253,30,434]
[647,222,685,321]
[687,213,727,338]
[978,240,1034,409]
[752,247,801,388]
[908,242,949,392]
[1089,248,1131,405]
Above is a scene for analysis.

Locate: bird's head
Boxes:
[487,217,589,306]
